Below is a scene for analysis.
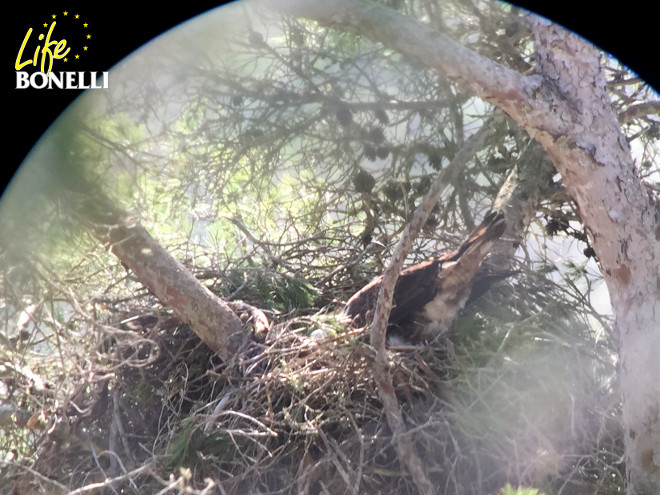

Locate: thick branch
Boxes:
[618,100,660,125]
[491,140,556,266]
[269,0,537,116]
[84,199,247,361]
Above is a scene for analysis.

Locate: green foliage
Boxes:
[167,417,234,468]
[224,266,318,311]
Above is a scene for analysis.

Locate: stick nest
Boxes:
[3,282,624,494]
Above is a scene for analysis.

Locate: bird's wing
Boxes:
[389,258,439,323]
[419,211,507,333]
[344,258,439,327]
[345,211,506,330]
[344,276,381,327]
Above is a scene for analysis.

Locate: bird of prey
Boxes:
[344,211,506,342]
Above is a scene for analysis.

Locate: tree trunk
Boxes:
[83,197,247,362]
[275,1,660,492]
[527,20,660,493]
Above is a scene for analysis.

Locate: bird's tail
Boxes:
[444,210,506,262]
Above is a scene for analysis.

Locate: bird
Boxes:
[344,211,507,343]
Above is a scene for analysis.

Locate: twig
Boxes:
[65,464,152,495]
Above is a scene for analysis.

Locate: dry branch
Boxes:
[82,197,248,361]
[368,115,501,494]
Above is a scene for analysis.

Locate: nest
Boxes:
[3,279,624,494]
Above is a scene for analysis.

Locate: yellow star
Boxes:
[63,11,68,16]
[83,46,88,51]
[43,23,48,27]
[75,14,79,19]
[64,58,68,62]
[86,34,91,39]
[52,14,56,19]
[75,54,79,59]
[83,23,88,28]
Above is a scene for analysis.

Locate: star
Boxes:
[43,23,48,27]
[75,14,80,19]
[83,23,88,28]
[52,14,56,19]
[86,34,91,39]
[75,54,80,59]
[83,46,88,51]
[63,11,68,16]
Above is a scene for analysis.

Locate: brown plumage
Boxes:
[345,211,506,342]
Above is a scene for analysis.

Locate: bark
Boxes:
[528,20,660,493]
[272,1,660,492]
[83,197,248,362]
[491,140,557,267]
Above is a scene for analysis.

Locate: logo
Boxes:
[15,10,108,90]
